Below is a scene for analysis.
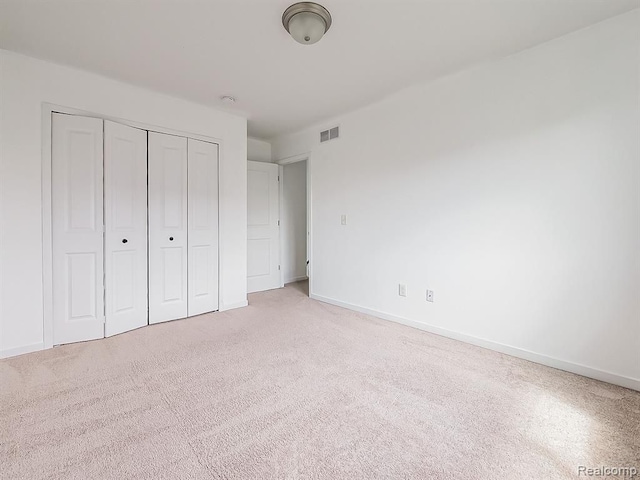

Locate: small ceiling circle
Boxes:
[282,2,332,45]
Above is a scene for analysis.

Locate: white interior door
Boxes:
[148,132,188,324]
[188,139,219,316]
[104,121,148,337]
[52,113,105,345]
[247,161,281,293]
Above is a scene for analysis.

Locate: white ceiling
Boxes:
[1,0,638,139]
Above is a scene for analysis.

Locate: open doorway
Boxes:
[279,158,309,296]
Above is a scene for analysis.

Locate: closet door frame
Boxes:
[41,103,222,349]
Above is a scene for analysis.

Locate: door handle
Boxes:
[122,239,128,244]
[169,237,174,241]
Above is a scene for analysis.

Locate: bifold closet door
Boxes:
[104,121,148,337]
[52,113,105,345]
[188,139,219,316]
[148,132,188,324]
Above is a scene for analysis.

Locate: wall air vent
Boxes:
[320,126,339,143]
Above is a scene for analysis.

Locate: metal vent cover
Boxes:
[320,126,339,143]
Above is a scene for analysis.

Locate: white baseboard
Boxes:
[219,300,249,312]
[310,293,640,392]
[285,275,308,284]
[1,342,45,360]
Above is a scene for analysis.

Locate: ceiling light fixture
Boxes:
[282,2,332,45]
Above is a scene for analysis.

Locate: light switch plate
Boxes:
[426,290,434,302]
[399,284,407,297]
[341,214,347,225]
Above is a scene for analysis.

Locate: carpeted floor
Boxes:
[1,281,639,479]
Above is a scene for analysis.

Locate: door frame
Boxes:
[275,152,312,295]
[41,103,222,349]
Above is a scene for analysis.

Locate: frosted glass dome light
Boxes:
[283,2,332,45]
[288,12,326,45]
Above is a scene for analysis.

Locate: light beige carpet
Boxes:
[1,281,638,479]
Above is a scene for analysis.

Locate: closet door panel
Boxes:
[52,113,105,345]
[187,139,219,316]
[104,121,148,337]
[149,132,188,324]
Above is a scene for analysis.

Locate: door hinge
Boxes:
[278,265,281,270]
[278,175,280,182]
[277,220,280,226]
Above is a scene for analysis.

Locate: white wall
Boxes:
[247,137,272,163]
[282,161,307,283]
[0,50,248,357]
[272,11,640,389]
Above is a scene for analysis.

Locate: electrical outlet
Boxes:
[399,284,407,297]
[426,290,434,302]
[341,214,347,225]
